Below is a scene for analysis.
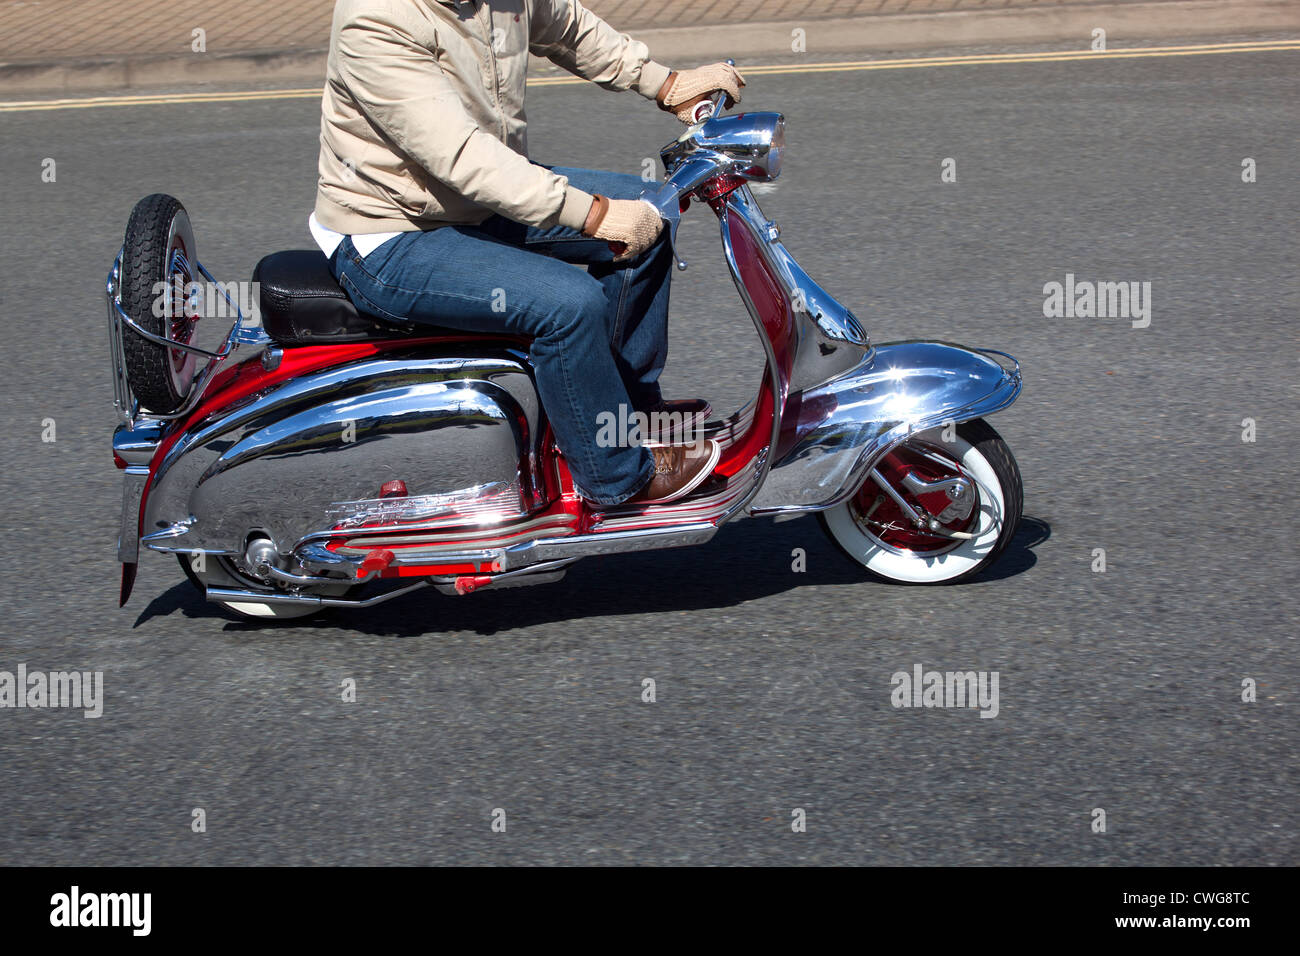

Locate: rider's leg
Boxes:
[475,166,673,410]
[330,231,654,505]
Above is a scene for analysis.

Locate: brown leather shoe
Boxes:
[639,397,711,443]
[629,439,721,504]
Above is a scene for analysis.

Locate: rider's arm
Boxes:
[528,0,672,100]
[333,11,593,230]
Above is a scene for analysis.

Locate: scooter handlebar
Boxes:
[689,58,737,125]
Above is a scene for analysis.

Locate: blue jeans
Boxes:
[329,167,671,505]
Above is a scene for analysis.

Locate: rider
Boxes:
[311,0,744,505]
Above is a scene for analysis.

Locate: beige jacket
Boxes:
[315,0,671,235]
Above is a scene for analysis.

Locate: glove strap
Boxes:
[582,194,611,236]
[655,72,678,110]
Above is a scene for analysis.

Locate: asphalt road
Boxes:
[0,41,1296,866]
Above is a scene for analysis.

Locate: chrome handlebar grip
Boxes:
[710,58,736,120]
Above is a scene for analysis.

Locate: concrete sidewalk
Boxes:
[1,0,1296,94]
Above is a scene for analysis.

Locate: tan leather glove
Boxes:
[583,195,664,262]
[657,63,746,124]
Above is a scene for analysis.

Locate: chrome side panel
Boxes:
[749,341,1022,514]
[142,351,544,555]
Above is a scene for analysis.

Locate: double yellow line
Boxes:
[1,39,1296,113]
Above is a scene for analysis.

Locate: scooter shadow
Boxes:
[138,514,1049,636]
[973,515,1049,582]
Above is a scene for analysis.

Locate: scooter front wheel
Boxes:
[818,419,1022,584]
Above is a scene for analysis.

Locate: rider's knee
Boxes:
[542,279,607,340]
[597,171,648,202]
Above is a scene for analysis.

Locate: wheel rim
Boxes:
[823,431,1007,583]
[163,228,199,396]
[849,441,978,556]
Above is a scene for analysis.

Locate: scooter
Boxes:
[106,89,1023,620]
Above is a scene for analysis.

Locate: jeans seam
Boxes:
[345,256,458,298]
[523,235,591,245]
[338,272,409,325]
[611,265,634,348]
[343,266,511,314]
[551,333,603,496]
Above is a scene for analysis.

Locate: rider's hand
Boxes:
[656,63,746,124]
[583,196,664,262]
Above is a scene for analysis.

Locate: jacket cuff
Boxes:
[635,60,673,100]
[558,186,596,231]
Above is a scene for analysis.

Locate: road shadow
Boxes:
[133,513,1050,636]
[972,514,1049,582]
[132,568,208,627]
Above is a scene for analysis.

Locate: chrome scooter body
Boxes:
[108,105,1020,613]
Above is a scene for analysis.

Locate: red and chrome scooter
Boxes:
[107,93,1023,620]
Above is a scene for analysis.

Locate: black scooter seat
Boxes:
[252,249,481,346]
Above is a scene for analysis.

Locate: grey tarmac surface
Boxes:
[0,40,1296,865]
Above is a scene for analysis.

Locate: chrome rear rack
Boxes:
[106,247,271,427]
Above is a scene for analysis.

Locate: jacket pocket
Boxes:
[394,160,429,216]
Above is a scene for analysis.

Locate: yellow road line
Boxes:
[737,38,1300,73]
[738,42,1300,76]
[0,88,325,111]
[1,39,1296,113]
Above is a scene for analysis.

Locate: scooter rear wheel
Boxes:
[818,419,1022,584]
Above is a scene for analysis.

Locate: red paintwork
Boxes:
[717,383,774,479]
[699,174,747,203]
[854,443,977,553]
[720,205,795,398]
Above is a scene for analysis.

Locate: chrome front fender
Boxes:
[748,341,1021,514]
